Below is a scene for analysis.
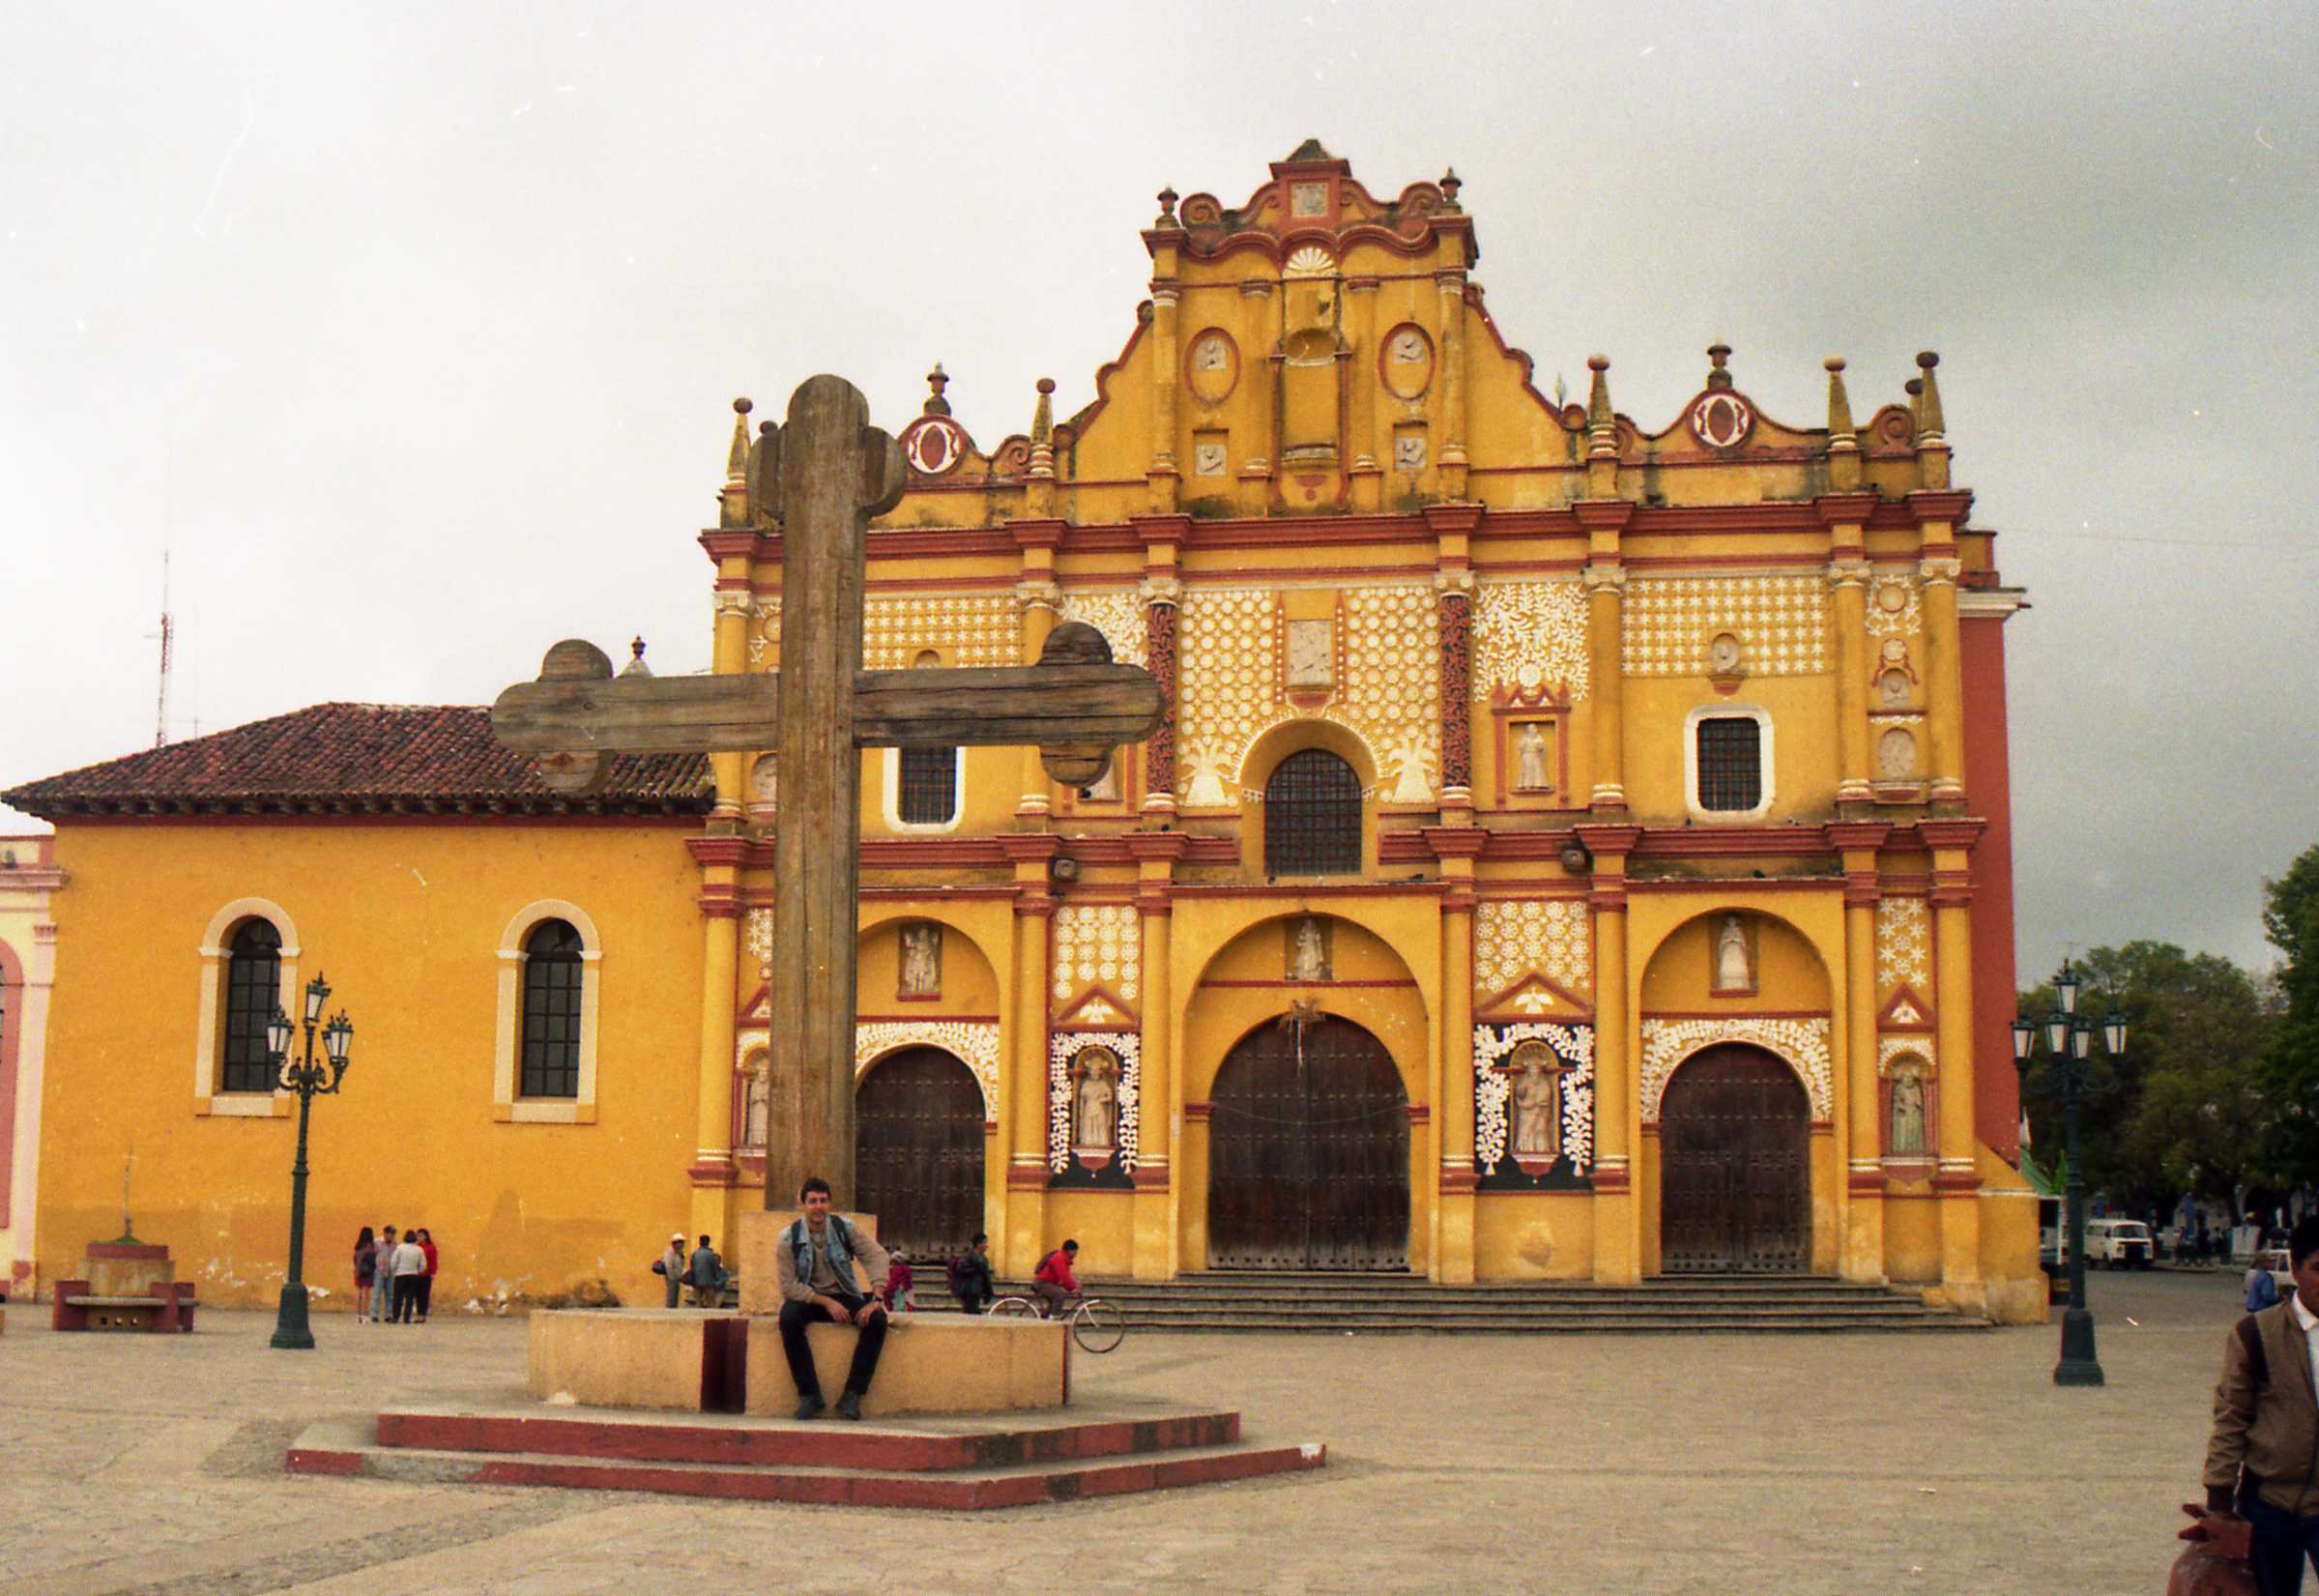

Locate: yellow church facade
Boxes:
[9,144,2041,1320]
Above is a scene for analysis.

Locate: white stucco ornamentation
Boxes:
[1047,1030,1141,1174]
[747,596,782,669]
[1638,1017,1833,1123]
[1336,584,1439,780]
[1473,898,1592,1001]
[1877,1036,1934,1077]
[1472,1023,1596,1175]
[1621,575,1830,677]
[855,1021,1000,1119]
[1052,904,1141,1009]
[1471,580,1590,702]
[1175,589,1278,802]
[743,908,774,979]
[1863,571,1924,641]
[1058,589,1147,668]
[861,594,1017,671]
[1875,897,1931,992]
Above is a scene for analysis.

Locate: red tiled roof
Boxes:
[3,704,711,819]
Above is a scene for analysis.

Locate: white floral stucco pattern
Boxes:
[1875,898,1931,992]
[1052,904,1141,1011]
[861,594,1017,671]
[1638,1017,1833,1123]
[855,1021,1000,1120]
[1621,575,1830,677]
[1058,590,1147,668]
[1471,581,1591,701]
[1473,899,1592,1002]
[1472,1023,1596,1175]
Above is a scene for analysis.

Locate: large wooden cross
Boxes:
[492,374,1164,1208]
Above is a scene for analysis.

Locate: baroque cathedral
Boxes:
[6,143,2042,1321]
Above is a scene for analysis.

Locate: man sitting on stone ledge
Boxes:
[773,1176,891,1421]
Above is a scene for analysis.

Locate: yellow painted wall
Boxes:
[37,821,704,1311]
[1474,1194,1595,1279]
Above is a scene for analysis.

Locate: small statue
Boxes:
[1510,1057,1557,1156]
[1891,1071,1927,1155]
[899,924,942,997]
[1515,722,1553,792]
[1291,917,1328,982]
[1715,914,1751,992]
[1074,1053,1118,1149]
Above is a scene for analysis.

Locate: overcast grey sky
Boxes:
[3,2,2312,983]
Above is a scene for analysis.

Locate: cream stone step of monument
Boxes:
[528,1307,1069,1419]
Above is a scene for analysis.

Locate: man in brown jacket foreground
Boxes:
[2204,1215,2319,1593]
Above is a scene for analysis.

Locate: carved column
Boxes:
[1147,280,1181,514]
[1823,492,1876,807]
[999,834,1059,1277]
[1128,831,1186,1280]
[689,845,743,1242]
[1434,269,1468,499]
[1429,827,1485,1283]
[1011,520,1064,819]
[710,581,753,821]
[1925,820,1985,1311]
[1920,547,1968,807]
[1579,824,1641,1284]
[1832,822,1890,1282]
[1345,276,1381,509]
[1142,583,1179,815]
[1582,563,1628,810]
[1236,278,1275,515]
[1437,584,1472,809]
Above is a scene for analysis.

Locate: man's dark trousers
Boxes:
[2243,1487,2319,1595]
[777,1291,887,1401]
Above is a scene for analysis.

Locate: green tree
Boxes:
[2259,844,2319,1183]
[2016,941,2274,1216]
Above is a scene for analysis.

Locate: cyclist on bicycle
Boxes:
[1031,1239,1082,1320]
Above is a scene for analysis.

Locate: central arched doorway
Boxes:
[854,1048,983,1262]
[1208,1015,1409,1270]
[1659,1045,1809,1273]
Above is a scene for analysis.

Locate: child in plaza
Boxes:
[883,1248,914,1313]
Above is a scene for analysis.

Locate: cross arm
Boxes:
[492,623,1163,794]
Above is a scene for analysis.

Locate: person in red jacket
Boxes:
[415,1228,440,1323]
[1032,1240,1081,1320]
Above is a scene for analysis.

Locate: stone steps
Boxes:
[286,1406,1324,1511]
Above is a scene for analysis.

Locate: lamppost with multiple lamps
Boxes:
[2011,958,2127,1388]
[268,972,354,1350]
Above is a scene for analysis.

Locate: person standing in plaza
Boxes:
[948,1233,996,1315]
[772,1177,890,1421]
[2201,1215,2319,1592]
[352,1226,377,1320]
[415,1228,440,1322]
[388,1227,424,1322]
[371,1226,398,1321]
[653,1233,687,1309]
[688,1234,724,1309]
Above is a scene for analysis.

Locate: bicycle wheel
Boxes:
[988,1295,1040,1320]
[1069,1297,1124,1353]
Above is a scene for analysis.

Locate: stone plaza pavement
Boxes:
[0,1271,2247,1595]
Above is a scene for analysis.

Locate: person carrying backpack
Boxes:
[2198,1215,2319,1592]
[948,1233,996,1315]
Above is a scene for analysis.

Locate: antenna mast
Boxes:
[155,550,173,748]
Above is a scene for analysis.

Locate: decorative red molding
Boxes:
[1573,500,1636,533]
[1421,827,1488,859]
[1815,492,1881,527]
[1904,489,1975,524]
[1591,1166,1631,1192]
[1588,887,1628,912]
[1008,518,1067,552]
[686,1160,739,1189]
[1574,824,1643,856]
[1916,819,1987,853]
[1183,1101,1212,1123]
[1405,1104,1432,1124]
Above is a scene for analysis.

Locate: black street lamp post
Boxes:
[2011,958,2127,1388]
[269,972,354,1350]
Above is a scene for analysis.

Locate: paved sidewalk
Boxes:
[0,1272,2246,1595]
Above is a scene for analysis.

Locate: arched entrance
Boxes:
[854,1048,983,1262]
[1659,1045,1809,1273]
[1208,1015,1409,1271]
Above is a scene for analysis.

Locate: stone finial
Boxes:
[1029,377,1057,479]
[1705,342,1734,392]
[1439,167,1463,211]
[1914,351,1945,442]
[619,637,652,678]
[1585,355,1615,452]
[1154,186,1180,228]
[720,397,754,527]
[924,363,952,417]
[1824,358,1859,489]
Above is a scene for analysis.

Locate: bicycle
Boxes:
[987,1290,1125,1353]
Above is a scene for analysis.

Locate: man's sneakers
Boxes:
[835,1391,863,1421]
[793,1395,826,1422]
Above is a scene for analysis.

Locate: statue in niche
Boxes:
[1386,736,1433,804]
[1290,916,1330,982]
[1891,1068,1928,1155]
[1514,722,1553,792]
[1073,1049,1118,1149]
[1508,1043,1561,1158]
[1714,914,1753,993]
[1878,668,1912,709]
[742,1057,770,1149]
[1193,335,1230,371]
[1877,727,1918,779]
[1390,328,1428,364]
[899,923,942,998]
[749,753,778,807]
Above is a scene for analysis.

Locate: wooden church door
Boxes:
[1208,1016,1409,1271]
[1658,1045,1810,1273]
[854,1048,984,1262]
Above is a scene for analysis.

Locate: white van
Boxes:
[2084,1218,2154,1268]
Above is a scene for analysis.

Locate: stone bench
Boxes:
[52,1282,198,1333]
[528,1308,1065,1419]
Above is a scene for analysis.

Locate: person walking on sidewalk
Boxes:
[772,1177,890,1421]
[2200,1214,2319,1593]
